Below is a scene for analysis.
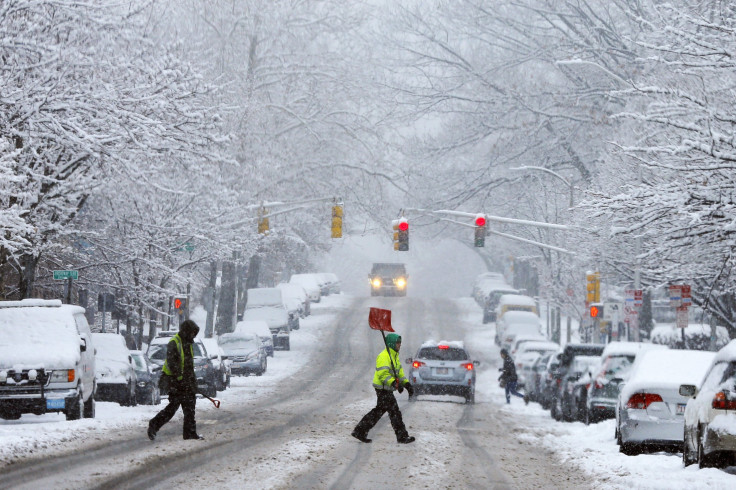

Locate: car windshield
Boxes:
[130,354,146,370]
[417,347,468,361]
[219,335,259,353]
[599,354,635,380]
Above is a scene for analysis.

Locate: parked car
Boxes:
[505,334,547,357]
[527,351,556,404]
[277,282,310,317]
[219,332,267,376]
[318,272,341,294]
[682,340,736,468]
[0,299,96,421]
[550,343,605,421]
[147,334,218,397]
[482,286,520,323]
[289,274,322,303]
[241,306,290,351]
[539,353,561,410]
[515,341,559,388]
[129,350,161,405]
[92,333,138,407]
[496,310,542,347]
[368,263,408,297]
[201,338,231,391]
[248,287,298,331]
[585,342,667,424]
[406,341,479,404]
[235,320,274,357]
[616,349,715,455]
[495,294,538,322]
[472,272,508,306]
[560,356,600,422]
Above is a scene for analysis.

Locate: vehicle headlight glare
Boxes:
[372,278,381,288]
[396,278,406,288]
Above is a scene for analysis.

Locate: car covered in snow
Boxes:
[682,340,736,468]
[241,305,290,351]
[496,310,542,347]
[317,272,341,294]
[235,320,274,357]
[515,341,559,388]
[129,350,161,405]
[201,337,231,392]
[406,340,479,404]
[482,286,520,323]
[550,343,605,421]
[219,332,267,376]
[289,274,322,303]
[585,342,667,424]
[277,282,310,318]
[247,287,298,331]
[615,348,715,455]
[0,299,96,421]
[560,355,600,422]
[92,332,138,407]
[495,294,538,323]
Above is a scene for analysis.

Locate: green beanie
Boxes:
[385,333,402,351]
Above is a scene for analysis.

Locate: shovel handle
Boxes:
[203,395,221,408]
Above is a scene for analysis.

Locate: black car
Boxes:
[130,350,161,405]
[558,355,600,422]
[550,344,605,421]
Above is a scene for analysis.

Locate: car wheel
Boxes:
[620,442,640,456]
[697,430,715,468]
[283,338,290,351]
[0,409,21,420]
[66,394,83,421]
[83,394,95,418]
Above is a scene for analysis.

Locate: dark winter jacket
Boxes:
[165,320,199,394]
[498,355,518,383]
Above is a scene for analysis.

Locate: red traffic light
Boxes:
[590,305,600,318]
[475,215,486,227]
[174,298,182,309]
[398,221,409,231]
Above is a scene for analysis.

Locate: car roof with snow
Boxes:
[713,338,736,363]
[246,288,283,307]
[498,294,536,306]
[276,283,307,299]
[518,341,559,352]
[620,349,715,403]
[419,339,465,350]
[234,320,272,337]
[500,311,540,324]
[601,341,668,357]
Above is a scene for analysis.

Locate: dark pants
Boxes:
[149,390,197,438]
[505,381,524,403]
[353,389,409,441]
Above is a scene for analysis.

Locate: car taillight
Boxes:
[461,363,474,371]
[585,383,591,390]
[412,361,425,369]
[626,393,663,409]
[712,391,736,410]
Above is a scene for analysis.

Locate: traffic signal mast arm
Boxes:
[433,210,570,231]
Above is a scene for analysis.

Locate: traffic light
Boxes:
[173,296,188,316]
[331,205,343,238]
[392,218,409,251]
[590,304,603,318]
[586,271,600,303]
[474,214,486,247]
[257,207,269,235]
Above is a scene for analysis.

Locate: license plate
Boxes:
[436,367,449,375]
[46,398,65,409]
[676,403,686,415]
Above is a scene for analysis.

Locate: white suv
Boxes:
[0,299,96,420]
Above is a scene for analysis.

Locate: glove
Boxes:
[396,381,404,394]
[405,383,414,397]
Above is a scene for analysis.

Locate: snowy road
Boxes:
[0,295,595,489]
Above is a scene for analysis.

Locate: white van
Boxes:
[247,287,298,331]
[0,299,96,420]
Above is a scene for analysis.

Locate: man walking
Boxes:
[499,348,527,405]
[148,319,204,440]
[352,333,415,444]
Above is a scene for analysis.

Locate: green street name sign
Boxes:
[53,270,78,280]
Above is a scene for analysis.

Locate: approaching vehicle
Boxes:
[247,287,298,331]
[147,335,218,397]
[496,310,542,346]
[368,263,408,297]
[616,349,714,455]
[585,342,667,424]
[0,299,96,421]
[550,343,605,421]
[92,333,138,407]
[289,274,322,303]
[277,282,310,318]
[130,350,161,405]
[559,355,600,422]
[406,341,479,404]
[495,294,538,322]
[219,332,267,376]
[482,286,520,323]
[235,320,275,357]
[682,340,736,468]
[201,338,231,391]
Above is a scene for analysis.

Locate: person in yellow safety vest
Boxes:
[351,333,415,444]
[147,320,204,441]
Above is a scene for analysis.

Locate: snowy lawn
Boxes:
[0,295,352,467]
[459,297,736,490]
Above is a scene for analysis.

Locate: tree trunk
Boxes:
[18,253,40,299]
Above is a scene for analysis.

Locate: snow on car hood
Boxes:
[0,305,83,370]
[95,357,130,384]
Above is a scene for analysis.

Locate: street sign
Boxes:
[681,285,691,306]
[676,306,689,329]
[669,285,682,307]
[634,289,643,307]
[53,270,78,280]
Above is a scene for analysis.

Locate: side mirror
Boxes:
[679,384,697,398]
[80,337,87,352]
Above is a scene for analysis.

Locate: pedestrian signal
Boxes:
[590,305,601,318]
[174,296,188,316]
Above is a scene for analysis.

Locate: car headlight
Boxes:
[395,277,406,288]
[50,369,76,383]
[137,381,147,387]
[371,278,381,288]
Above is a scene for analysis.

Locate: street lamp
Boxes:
[509,166,574,208]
